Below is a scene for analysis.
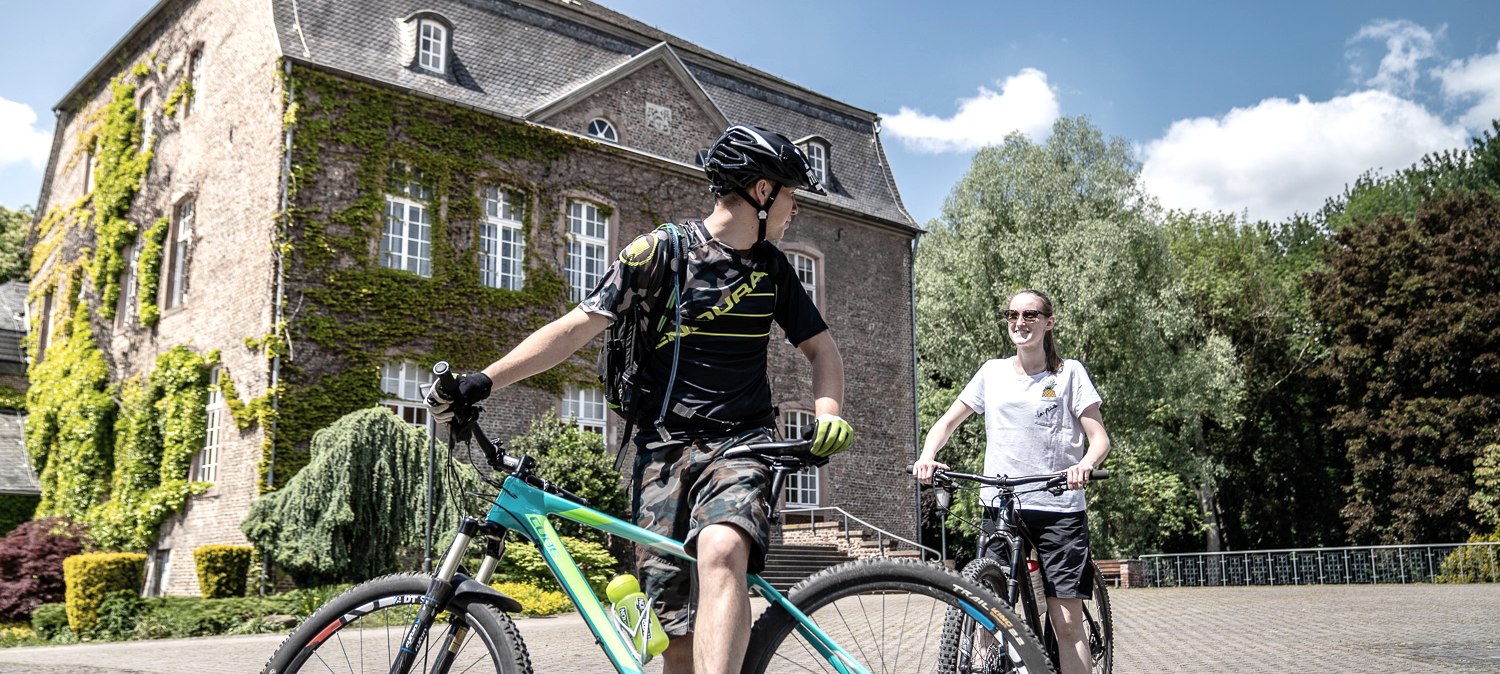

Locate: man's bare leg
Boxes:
[690,523,753,674]
[662,634,694,674]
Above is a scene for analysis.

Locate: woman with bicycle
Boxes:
[913,288,1111,674]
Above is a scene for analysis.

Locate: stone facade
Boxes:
[32,0,920,595]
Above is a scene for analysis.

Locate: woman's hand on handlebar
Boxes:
[911,457,950,485]
[1062,461,1096,491]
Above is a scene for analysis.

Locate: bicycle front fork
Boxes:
[390,516,509,674]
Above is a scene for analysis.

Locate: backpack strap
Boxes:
[613,223,687,471]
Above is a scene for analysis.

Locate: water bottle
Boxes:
[605,574,669,662]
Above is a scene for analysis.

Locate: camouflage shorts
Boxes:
[629,427,775,637]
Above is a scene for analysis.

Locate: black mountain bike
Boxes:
[924,467,1113,674]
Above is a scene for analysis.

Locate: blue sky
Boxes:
[4,1,1500,225]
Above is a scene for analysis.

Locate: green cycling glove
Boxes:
[810,414,854,457]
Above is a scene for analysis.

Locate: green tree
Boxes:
[1308,189,1500,544]
[241,407,482,585]
[1163,211,1344,548]
[0,205,32,282]
[917,117,1241,557]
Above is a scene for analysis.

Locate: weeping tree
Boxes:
[242,406,481,586]
[916,117,1243,557]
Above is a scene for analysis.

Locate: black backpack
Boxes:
[597,224,687,456]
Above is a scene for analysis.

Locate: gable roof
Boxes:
[528,42,728,132]
[0,281,26,333]
[267,0,917,230]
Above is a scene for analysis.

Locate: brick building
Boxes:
[31,0,920,595]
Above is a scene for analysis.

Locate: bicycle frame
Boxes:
[483,471,896,674]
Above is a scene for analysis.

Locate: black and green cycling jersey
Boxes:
[579,221,827,434]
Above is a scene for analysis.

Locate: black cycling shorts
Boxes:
[982,507,1093,600]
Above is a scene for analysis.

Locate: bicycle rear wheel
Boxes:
[1073,562,1113,674]
[262,573,532,673]
[743,557,1053,674]
[941,556,1049,674]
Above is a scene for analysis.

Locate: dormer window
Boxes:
[801,140,828,187]
[587,118,617,143]
[418,19,448,74]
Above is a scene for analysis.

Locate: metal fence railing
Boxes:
[1141,542,1500,587]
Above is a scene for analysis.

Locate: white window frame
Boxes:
[586,118,618,143]
[783,410,820,507]
[140,89,156,148]
[197,366,223,483]
[566,200,608,302]
[120,243,141,325]
[481,186,525,291]
[382,164,433,277]
[381,361,430,428]
[84,145,96,194]
[563,386,607,436]
[418,19,448,74]
[802,141,828,187]
[788,251,818,306]
[164,197,194,309]
[186,48,203,117]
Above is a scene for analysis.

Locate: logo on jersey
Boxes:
[621,234,657,266]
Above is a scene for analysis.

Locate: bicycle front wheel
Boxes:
[941,556,1048,674]
[262,573,532,674]
[743,558,1054,674]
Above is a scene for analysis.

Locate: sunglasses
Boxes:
[1004,310,1051,323]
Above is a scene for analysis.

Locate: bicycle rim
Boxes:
[943,556,1050,674]
[744,558,1053,674]
[1080,563,1113,674]
[262,573,531,674]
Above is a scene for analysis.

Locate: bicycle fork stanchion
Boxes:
[391,516,479,674]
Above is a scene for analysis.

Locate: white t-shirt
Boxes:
[957,357,1103,513]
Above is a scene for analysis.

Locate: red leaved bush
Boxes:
[0,517,90,620]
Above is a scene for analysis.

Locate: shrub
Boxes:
[62,552,145,635]
[0,517,89,621]
[94,589,143,640]
[1435,532,1500,583]
[0,493,39,536]
[30,602,69,639]
[241,407,482,585]
[508,412,628,547]
[496,536,616,598]
[490,581,572,616]
[193,544,253,598]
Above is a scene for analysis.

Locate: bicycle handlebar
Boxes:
[906,465,1110,490]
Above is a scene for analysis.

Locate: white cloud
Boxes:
[1140,91,1468,223]
[1435,40,1500,129]
[1346,20,1439,95]
[882,68,1059,154]
[0,97,53,169]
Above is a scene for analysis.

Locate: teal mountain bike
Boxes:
[262,363,1054,674]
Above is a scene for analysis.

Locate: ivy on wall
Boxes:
[84,73,155,321]
[137,216,169,326]
[264,65,604,488]
[28,285,116,520]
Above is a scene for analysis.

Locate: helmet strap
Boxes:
[733,182,782,245]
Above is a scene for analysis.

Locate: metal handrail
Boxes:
[779,505,942,561]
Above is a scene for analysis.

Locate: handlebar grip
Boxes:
[432,361,460,400]
[1091,469,1110,480]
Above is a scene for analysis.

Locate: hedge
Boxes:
[62,552,145,635]
[193,544,253,599]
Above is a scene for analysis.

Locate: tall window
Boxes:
[120,244,141,325]
[33,290,54,361]
[381,361,429,427]
[382,164,432,277]
[563,387,606,436]
[566,200,608,301]
[197,367,222,483]
[84,144,96,194]
[418,19,447,73]
[802,141,827,187]
[481,186,525,290]
[186,48,203,117]
[164,198,194,310]
[789,252,817,306]
[586,118,617,142]
[141,90,156,148]
[783,410,820,507]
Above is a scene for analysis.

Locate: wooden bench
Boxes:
[1094,559,1143,588]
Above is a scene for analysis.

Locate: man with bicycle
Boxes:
[427,124,853,674]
